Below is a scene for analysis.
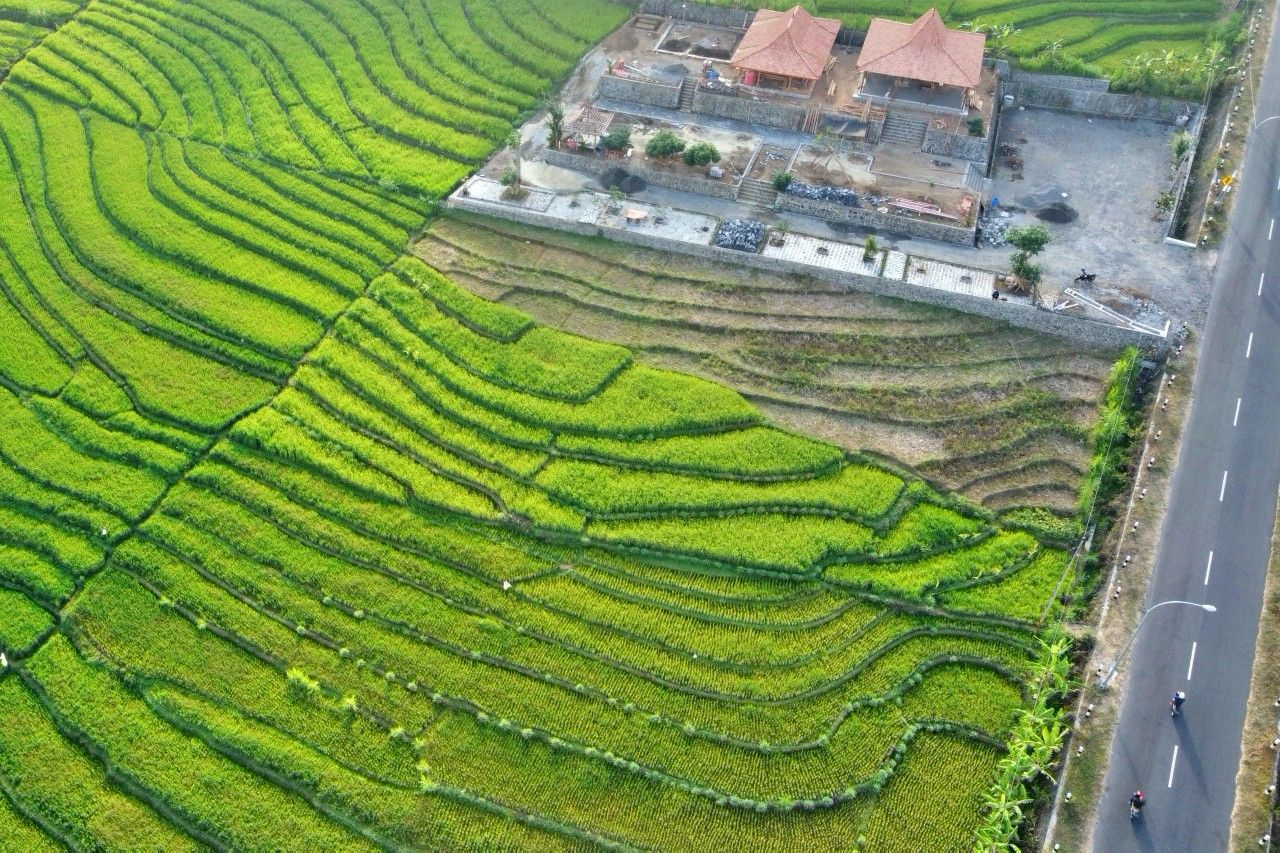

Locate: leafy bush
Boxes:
[1077,347,1143,521]
[682,142,721,167]
[644,130,685,158]
[602,125,631,151]
[771,170,793,191]
[966,116,985,137]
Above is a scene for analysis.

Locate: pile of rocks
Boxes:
[977,211,1013,247]
[786,181,860,208]
[713,219,766,252]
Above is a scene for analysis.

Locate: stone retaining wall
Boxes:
[638,0,754,29]
[776,194,976,245]
[1008,71,1110,93]
[922,123,991,163]
[691,87,807,131]
[1006,71,1198,123]
[598,74,681,110]
[544,148,739,200]
[448,194,1163,352]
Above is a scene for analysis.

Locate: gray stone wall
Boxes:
[1008,71,1110,93]
[447,195,1163,352]
[598,74,682,110]
[638,0,754,29]
[1005,71,1198,123]
[922,124,991,163]
[691,88,807,131]
[544,148,739,200]
[776,194,977,246]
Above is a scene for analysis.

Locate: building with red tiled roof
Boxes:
[856,9,986,113]
[729,5,840,92]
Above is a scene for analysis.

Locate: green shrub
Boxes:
[602,125,631,151]
[682,142,721,167]
[771,170,793,191]
[644,130,685,158]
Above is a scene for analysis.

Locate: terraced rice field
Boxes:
[419,211,1116,534]
[696,0,1223,76]
[0,1,1114,850]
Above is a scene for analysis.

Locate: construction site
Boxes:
[469,2,1212,331]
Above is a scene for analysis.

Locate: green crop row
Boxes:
[0,676,202,850]
[23,634,377,850]
[0,589,54,656]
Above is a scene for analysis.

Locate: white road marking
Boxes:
[1271,219,1275,240]
[1235,396,1242,426]
[1220,470,1229,502]
[1261,273,1267,296]
[1187,641,1197,680]
[1205,550,1214,585]
[1168,745,1179,788]
[1247,332,1254,358]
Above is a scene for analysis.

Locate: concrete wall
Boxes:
[1006,70,1198,124]
[922,123,991,163]
[691,87,807,131]
[448,194,1163,352]
[776,194,977,245]
[598,74,681,110]
[544,148,739,200]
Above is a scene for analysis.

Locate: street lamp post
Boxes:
[1097,600,1217,689]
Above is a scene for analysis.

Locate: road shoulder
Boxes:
[1229,501,1280,851]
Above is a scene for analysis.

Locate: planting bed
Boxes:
[0,0,1127,850]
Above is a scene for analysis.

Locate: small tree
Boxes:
[1154,190,1175,218]
[862,234,878,262]
[967,115,985,137]
[645,130,686,158]
[1010,253,1043,288]
[1006,224,1050,294]
[504,131,521,186]
[1006,223,1050,256]
[498,167,518,186]
[682,142,721,167]
[602,125,631,151]
[771,170,793,191]
[546,101,564,150]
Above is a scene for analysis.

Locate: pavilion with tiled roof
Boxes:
[729,5,840,93]
[855,8,986,113]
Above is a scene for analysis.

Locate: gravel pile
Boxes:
[786,181,860,208]
[977,211,1012,247]
[713,219,766,252]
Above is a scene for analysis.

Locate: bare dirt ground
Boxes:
[979,108,1216,325]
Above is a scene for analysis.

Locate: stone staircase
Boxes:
[677,76,696,111]
[737,177,778,208]
[879,110,928,146]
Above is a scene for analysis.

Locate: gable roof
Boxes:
[856,8,985,88]
[729,5,840,81]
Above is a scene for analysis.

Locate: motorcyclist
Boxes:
[1129,790,1146,818]
[1170,691,1186,717]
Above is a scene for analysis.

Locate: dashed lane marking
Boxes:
[1235,396,1242,426]
[1168,745,1179,788]
[1187,641,1197,680]
[1220,470,1229,502]
[1205,551,1214,586]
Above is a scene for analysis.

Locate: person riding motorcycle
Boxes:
[1170,691,1186,717]
[1129,790,1146,818]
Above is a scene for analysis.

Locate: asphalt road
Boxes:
[1094,7,1280,850]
